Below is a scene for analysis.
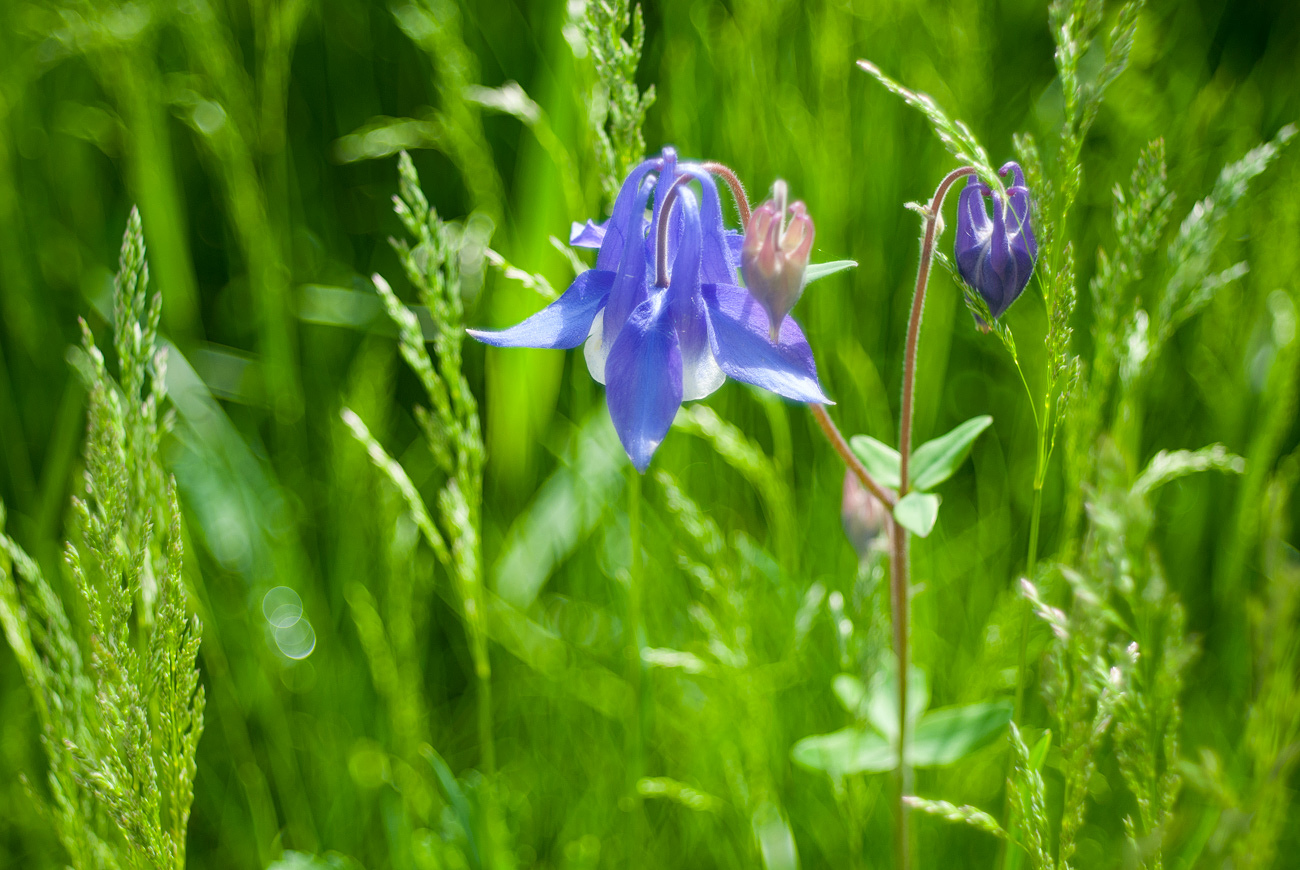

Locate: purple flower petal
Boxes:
[602,176,657,345]
[986,187,1013,308]
[664,188,725,399]
[596,158,661,272]
[667,189,705,354]
[954,178,991,282]
[726,230,744,263]
[999,161,1027,188]
[570,219,607,248]
[678,164,738,285]
[467,269,614,349]
[605,289,683,472]
[957,165,1037,323]
[1006,186,1037,259]
[645,148,679,267]
[701,283,830,404]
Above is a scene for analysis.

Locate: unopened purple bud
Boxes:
[841,470,889,560]
[741,180,815,341]
[954,162,1037,323]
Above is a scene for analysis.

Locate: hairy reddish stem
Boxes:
[891,164,979,870]
[810,404,897,508]
[701,161,751,226]
[654,175,694,288]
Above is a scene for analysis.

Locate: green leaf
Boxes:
[804,260,858,284]
[422,745,482,869]
[893,492,940,537]
[848,435,901,489]
[1131,444,1244,496]
[792,697,1011,776]
[1028,729,1052,771]
[910,415,993,491]
[791,726,895,776]
[910,701,1013,767]
[268,853,363,870]
[752,802,800,870]
[866,662,929,742]
[832,673,868,715]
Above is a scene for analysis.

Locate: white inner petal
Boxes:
[583,305,727,401]
[583,307,609,385]
[681,342,726,401]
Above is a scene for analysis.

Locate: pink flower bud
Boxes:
[741,180,815,341]
[841,470,889,560]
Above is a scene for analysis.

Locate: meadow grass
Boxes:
[0,0,1298,868]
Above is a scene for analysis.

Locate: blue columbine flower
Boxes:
[954,161,1037,321]
[468,146,830,472]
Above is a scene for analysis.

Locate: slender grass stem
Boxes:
[1002,348,1053,870]
[626,465,647,840]
[474,631,496,866]
[888,521,912,870]
[1013,486,1043,720]
[475,637,496,778]
[1014,367,1051,723]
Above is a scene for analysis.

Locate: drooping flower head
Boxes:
[742,179,815,340]
[954,162,1037,322]
[468,147,831,472]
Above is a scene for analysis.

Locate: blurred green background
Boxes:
[1,0,1298,867]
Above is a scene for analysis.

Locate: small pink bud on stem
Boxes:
[741,179,815,342]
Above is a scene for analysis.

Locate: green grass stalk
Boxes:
[626,464,647,848]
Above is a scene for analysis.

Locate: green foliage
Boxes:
[392,0,505,217]
[574,0,656,202]
[893,492,940,537]
[903,796,1007,839]
[909,416,993,492]
[793,664,1010,775]
[0,211,203,869]
[803,260,859,285]
[1,0,1298,868]
[856,60,997,185]
[1153,124,1296,352]
[848,415,990,534]
[1005,724,1052,870]
[340,152,500,866]
[849,415,992,493]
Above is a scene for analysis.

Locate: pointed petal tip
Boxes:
[605,290,683,481]
[627,449,653,474]
[703,284,831,404]
[466,269,613,348]
[570,219,607,248]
